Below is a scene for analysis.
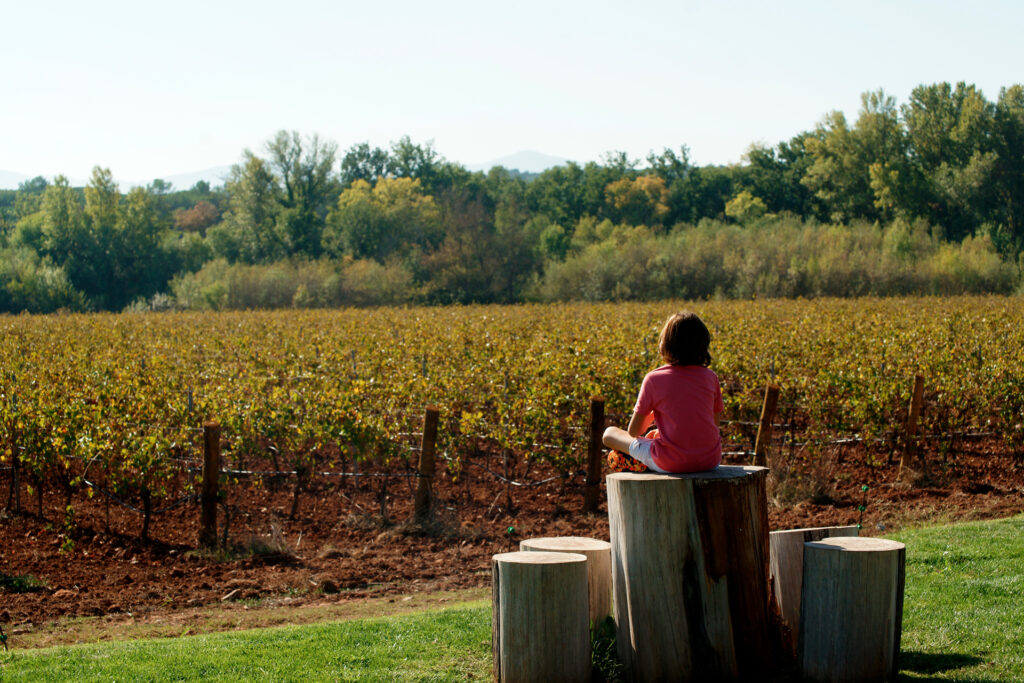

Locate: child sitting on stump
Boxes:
[604,311,723,473]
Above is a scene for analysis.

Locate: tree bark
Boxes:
[769,525,859,654]
[799,537,906,683]
[492,550,591,683]
[607,466,775,682]
[520,536,612,628]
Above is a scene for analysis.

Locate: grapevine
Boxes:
[0,296,1021,539]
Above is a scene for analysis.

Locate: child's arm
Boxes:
[627,410,655,438]
[603,410,654,453]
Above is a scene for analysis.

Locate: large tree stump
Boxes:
[491,551,591,683]
[607,467,774,682]
[769,525,859,653]
[799,537,906,683]
[520,536,612,628]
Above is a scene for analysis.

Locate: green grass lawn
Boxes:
[892,515,1024,682]
[2,516,1023,682]
[0,605,493,681]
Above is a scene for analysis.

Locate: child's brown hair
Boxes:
[658,311,712,367]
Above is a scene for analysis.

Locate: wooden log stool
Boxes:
[520,536,612,628]
[491,551,591,683]
[769,525,859,653]
[799,537,906,683]
[607,466,774,682]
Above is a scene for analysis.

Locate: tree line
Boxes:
[1,81,1022,313]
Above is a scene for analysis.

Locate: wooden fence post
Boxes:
[754,384,780,468]
[199,421,220,547]
[898,374,925,481]
[414,406,440,521]
[583,396,605,513]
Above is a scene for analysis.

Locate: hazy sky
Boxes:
[3,0,1022,183]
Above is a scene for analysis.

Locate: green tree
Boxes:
[324,177,442,262]
[340,142,390,187]
[646,146,705,225]
[670,164,738,224]
[802,90,906,222]
[14,176,48,221]
[740,137,817,218]
[526,161,624,227]
[902,82,997,240]
[725,190,767,223]
[526,162,587,226]
[147,178,174,195]
[992,84,1024,254]
[115,186,168,303]
[84,166,120,236]
[10,212,46,252]
[536,217,571,261]
[77,167,123,307]
[39,169,171,309]
[41,176,92,290]
[485,167,530,221]
[646,147,692,184]
[211,152,289,264]
[417,189,539,304]
[266,130,338,258]
[387,136,442,193]
[0,246,87,313]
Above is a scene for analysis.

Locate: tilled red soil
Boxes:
[2,439,1023,632]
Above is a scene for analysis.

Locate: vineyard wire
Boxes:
[3,426,1002,496]
[453,457,565,488]
[781,430,997,450]
[80,476,200,515]
[4,367,1009,530]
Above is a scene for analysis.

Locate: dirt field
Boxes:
[2,439,1022,647]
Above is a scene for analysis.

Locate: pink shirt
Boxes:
[634,364,724,473]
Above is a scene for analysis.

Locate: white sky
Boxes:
[3,0,1022,183]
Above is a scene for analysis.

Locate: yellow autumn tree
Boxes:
[604,175,670,227]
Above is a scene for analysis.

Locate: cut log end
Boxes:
[805,537,904,553]
[493,550,588,565]
[520,536,611,552]
[607,464,768,484]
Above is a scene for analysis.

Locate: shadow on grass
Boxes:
[900,650,986,680]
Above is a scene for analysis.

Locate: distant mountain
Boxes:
[3,155,573,191]
[0,165,233,191]
[0,170,30,190]
[467,151,569,174]
[156,165,233,191]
